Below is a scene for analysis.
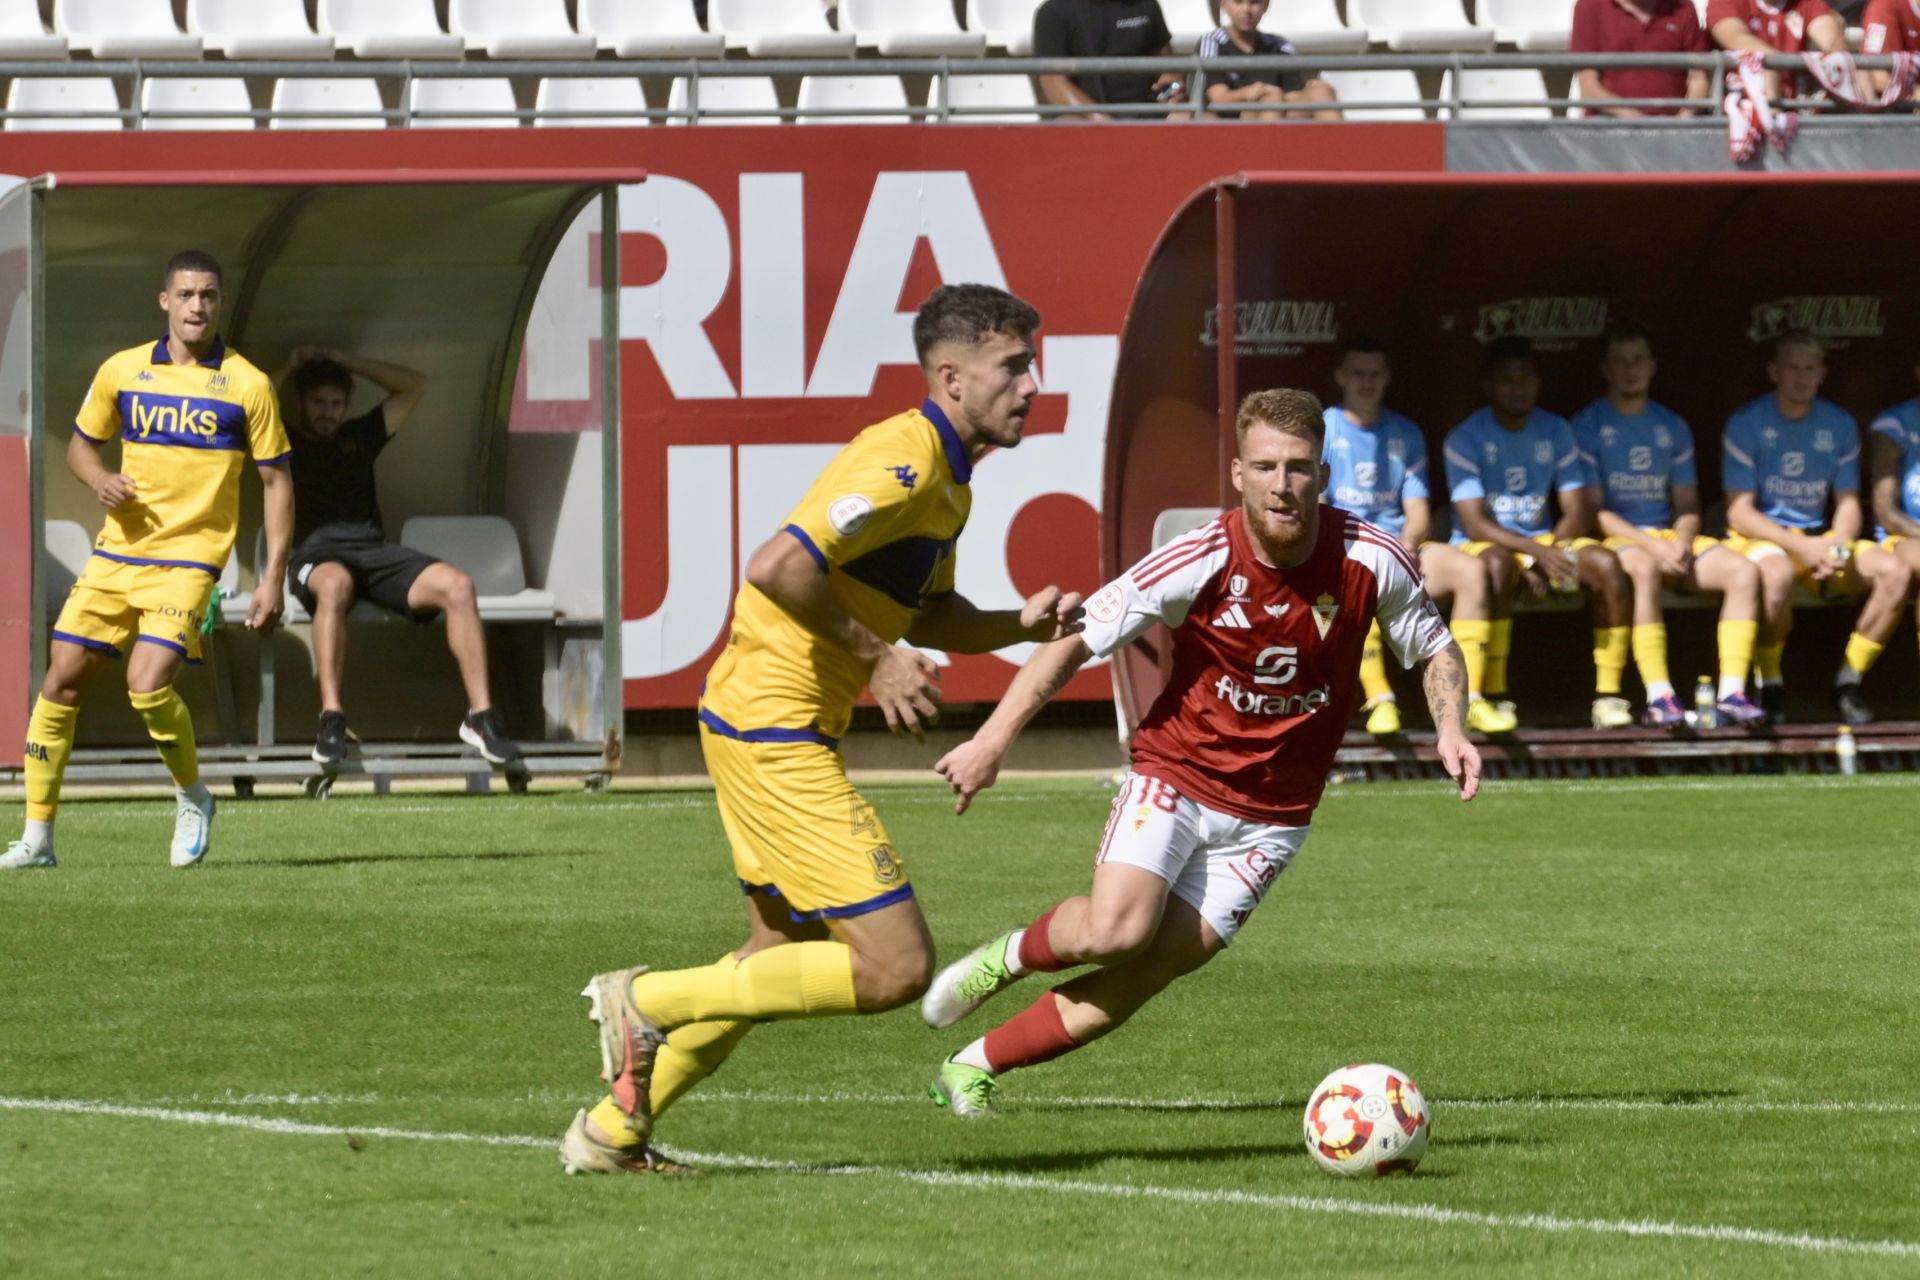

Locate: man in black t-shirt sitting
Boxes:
[1198,0,1340,120]
[1033,0,1186,120]
[275,348,520,767]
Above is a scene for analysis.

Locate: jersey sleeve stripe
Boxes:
[1349,514,1420,578]
[1354,532,1419,583]
[1134,519,1224,578]
[1134,533,1229,588]
[1836,446,1861,466]
[1674,447,1695,465]
[1869,415,1905,440]
[1443,445,1480,475]
[1723,440,1755,467]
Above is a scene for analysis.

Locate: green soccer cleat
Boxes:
[921,931,1025,1029]
[929,1059,998,1119]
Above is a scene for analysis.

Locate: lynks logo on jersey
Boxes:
[1214,673,1331,717]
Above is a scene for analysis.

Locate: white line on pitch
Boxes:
[0,1095,1914,1261]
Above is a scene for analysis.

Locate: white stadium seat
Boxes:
[1160,0,1221,52]
[5,76,122,129]
[796,75,911,123]
[448,0,597,58]
[187,0,336,59]
[576,0,724,57]
[55,0,202,57]
[966,0,1042,55]
[399,517,556,621]
[0,0,68,58]
[1473,0,1574,50]
[1440,67,1553,117]
[43,520,92,610]
[142,77,254,130]
[316,0,464,59]
[840,0,985,56]
[1346,0,1496,50]
[1261,0,1370,54]
[535,77,650,127]
[930,73,1040,122]
[708,0,856,57]
[667,75,782,124]
[270,78,387,129]
[1319,68,1427,118]
[408,78,520,127]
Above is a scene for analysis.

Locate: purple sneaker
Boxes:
[1716,691,1768,726]
[1643,693,1686,728]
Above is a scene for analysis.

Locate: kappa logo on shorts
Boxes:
[867,843,902,886]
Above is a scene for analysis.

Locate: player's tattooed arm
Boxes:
[1422,642,1481,801]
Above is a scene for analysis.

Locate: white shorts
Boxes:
[1095,772,1311,945]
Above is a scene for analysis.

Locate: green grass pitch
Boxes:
[2,774,1916,1277]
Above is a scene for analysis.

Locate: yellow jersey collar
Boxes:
[920,398,971,485]
[150,333,228,370]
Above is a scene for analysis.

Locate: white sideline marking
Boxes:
[2,1095,1916,1261]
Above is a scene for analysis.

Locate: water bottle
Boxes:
[1836,726,1859,776]
[1693,677,1716,729]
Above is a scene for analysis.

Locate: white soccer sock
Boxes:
[1645,680,1676,702]
[1003,929,1029,977]
[951,1039,994,1072]
[1718,675,1746,700]
[23,819,52,850]
[1834,664,1863,688]
[180,780,213,806]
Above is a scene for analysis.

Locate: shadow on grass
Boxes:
[202,849,571,870]
[934,1141,1307,1174]
[1017,1099,1287,1115]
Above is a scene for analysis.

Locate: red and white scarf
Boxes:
[1725,50,1920,162]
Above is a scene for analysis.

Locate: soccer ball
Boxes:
[1302,1063,1431,1177]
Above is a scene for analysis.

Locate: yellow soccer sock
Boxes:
[1359,621,1392,704]
[1753,642,1785,683]
[632,940,859,1031]
[1450,618,1491,697]
[587,1095,644,1147]
[1717,619,1758,688]
[1486,619,1512,696]
[24,697,78,823]
[1593,625,1630,696]
[129,686,200,789]
[1630,622,1670,690]
[584,1014,755,1149]
[1843,632,1885,676]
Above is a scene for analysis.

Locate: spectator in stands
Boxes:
[1443,337,1638,730]
[1860,0,1920,97]
[1033,0,1187,120]
[1721,332,1913,725]
[1707,0,1856,102]
[1570,0,1711,116]
[1199,0,1340,120]
[1868,363,1920,580]
[273,347,522,768]
[1572,322,1766,728]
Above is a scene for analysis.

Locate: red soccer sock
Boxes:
[1016,903,1067,973]
[982,991,1079,1073]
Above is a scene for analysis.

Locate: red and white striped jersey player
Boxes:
[921,388,1481,1117]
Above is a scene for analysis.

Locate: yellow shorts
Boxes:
[52,555,211,663]
[1459,532,1601,574]
[699,721,911,922]
[1600,528,1721,559]
[1722,530,1876,597]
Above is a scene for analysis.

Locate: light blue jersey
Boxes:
[1442,407,1587,542]
[1322,405,1428,539]
[1868,397,1920,541]
[1570,398,1696,530]
[1720,395,1860,533]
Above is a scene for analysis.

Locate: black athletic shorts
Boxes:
[290,529,442,622]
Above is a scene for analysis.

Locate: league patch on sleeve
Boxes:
[1087,583,1126,624]
[828,494,875,535]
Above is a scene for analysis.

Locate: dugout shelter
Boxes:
[0,153,639,790]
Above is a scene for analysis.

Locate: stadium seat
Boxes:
[448,0,597,58]
[141,77,255,130]
[0,0,68,58]
[316,0,464,59]
[797,75,911,123]
[187,0,336,58]
[55,0,202,57]
[5,76,122,130]
[43,520,92,611]
[576,0,724,57]
[929,73,1040,122]
[270,78,388,129]
[1160,0,1222,52]
[408,78,520,127]
[1260,0,1369,53]
[840,0,986,56]
[534,77,650,127]
[667,75,782,124]
[1472,0,1574,50]
[966,0,1042,55]
[398,516,556,621]
[1150,508,1222,549]
[1439,68,1553,118]
[708,0,856,57]
[1345,0,1496,50]
[1318,69,1427,118]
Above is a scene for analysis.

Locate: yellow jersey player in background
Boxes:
[561,283,1085,1174]
[2,250,292,871]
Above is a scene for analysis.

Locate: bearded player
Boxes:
[921,388,1480,1114]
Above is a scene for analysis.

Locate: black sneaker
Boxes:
[459,708,522,765]
[312,711,348,765]
[1831,682,1874,727]
[1757,683,1786,725]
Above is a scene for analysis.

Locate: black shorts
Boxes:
[291,531,442,622]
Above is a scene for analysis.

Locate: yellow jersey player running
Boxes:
[3,250,291,871]
[560,284,1085,1175]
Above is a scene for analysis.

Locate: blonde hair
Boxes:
[1235,388,1325,452]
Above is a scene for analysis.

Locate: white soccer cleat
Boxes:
[169,789,215,868]
[0,839,56,870]
[559,1108,691,1176]
[921,931,1024,1030]
[1590,696,1634,730]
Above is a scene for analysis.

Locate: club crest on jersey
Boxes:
[208,372,229,394]
[867,844,902,886]
[1212,602,1254,629]
[1311,592,1339,639]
